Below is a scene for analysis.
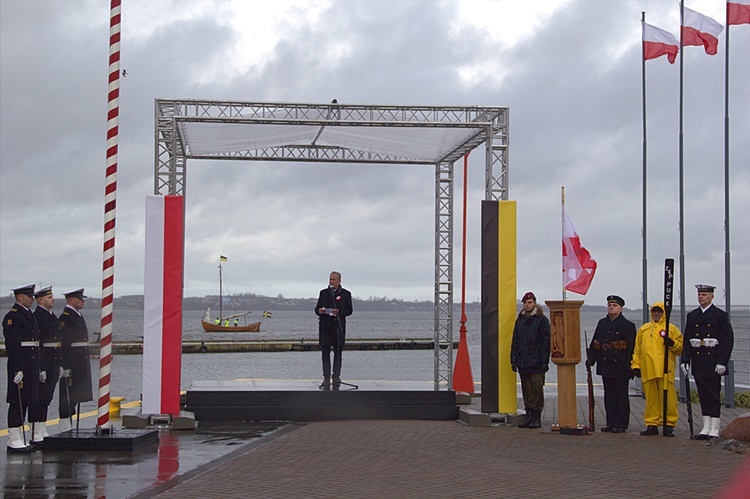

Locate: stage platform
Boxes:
[184,379,460,422]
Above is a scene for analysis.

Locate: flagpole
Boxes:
[641,12,649,325]
[561,186,566,301]
[678,0,687,330]
[723,2,732,320]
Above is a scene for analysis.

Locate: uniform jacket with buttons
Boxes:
[682,304,733,377]
[587,313,636,378]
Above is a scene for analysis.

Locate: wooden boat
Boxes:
[200,257,262,333]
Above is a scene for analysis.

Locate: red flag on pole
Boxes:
[562,208,597,295]
[683,6,724,55]
[728,0,750,25]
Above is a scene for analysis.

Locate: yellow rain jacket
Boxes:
[632,302,684,382]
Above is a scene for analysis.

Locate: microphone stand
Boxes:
[329,286,358,390]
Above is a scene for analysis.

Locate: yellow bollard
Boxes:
[109,396,125,417]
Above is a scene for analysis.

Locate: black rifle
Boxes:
[584,330,595,432]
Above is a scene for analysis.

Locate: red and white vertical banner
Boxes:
[97,0,122,430]
[142,195,185,415]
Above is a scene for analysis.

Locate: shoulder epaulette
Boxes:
[10,307,18,312]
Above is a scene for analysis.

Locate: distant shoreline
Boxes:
[2,293,746,314]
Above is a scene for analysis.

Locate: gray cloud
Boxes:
[1,0,748,308]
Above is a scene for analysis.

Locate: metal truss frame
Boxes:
[155,99,509,389]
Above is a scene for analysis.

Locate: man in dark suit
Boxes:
[315,272,353,389]
[31,285,61,442]
[681,284,734,439]
[586,295,637,433]
[3,284,41,453]
[58,288,93,431]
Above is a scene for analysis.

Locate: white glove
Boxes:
[60,369,71,378]
[59,366,64,378]
[13,371,23,384]
[681,364,689,376]
[715,364,727,375]
[39,370,47,383]
[704,338,719,348]
[689,338,702,348]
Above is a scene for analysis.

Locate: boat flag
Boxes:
[683,6,724,55]
[220,255,228,262]
[562,206,597,296]
[143,195,184,415]
[643,22,680,63]
[728,0,750,25]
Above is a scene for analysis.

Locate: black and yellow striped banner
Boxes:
[481,200,517,414]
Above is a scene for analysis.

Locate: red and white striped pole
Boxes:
[97,0,121,431]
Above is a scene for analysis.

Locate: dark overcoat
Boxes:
[510,306,551,375]
[587,314,637,378]
[3,303,41,405]
[34,306,62,405]
[59,306,93,404]
[682,304,734,377]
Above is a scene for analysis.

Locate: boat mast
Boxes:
[219,260,223,320]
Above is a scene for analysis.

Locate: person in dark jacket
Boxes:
[315,272,353,390]
[58,288,92,431]
[3,284,41,453]
[30,286,61,443]
[586,295,636,433]
[681,284,734,439]
[510,292,550,429]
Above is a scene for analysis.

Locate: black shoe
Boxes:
[527,409,542,429]
[640,426,659,436]
[663,426,675,437]
[600,426,612,432]
[611,427,626,434]
[319,377,331,390]
[694,433,710,440]
[332,376,342,386]
[518,410,532,428]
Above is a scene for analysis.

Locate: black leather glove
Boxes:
[632,368,641,378]
[511,364,517,373]
[664,336,675,347]
[585,358,595,368]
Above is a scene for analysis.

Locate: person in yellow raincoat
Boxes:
[631,302,683,437]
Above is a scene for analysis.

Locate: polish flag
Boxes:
[643,22,680,63]
[683,6,724,55]
[728,0,750,25]
[143,195,185,415]
[563,208,597,296]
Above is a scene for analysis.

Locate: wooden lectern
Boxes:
[545,300,584,432]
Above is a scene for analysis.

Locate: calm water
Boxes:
[2,308,747,429]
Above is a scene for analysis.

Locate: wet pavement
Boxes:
[2,387,749,498]
[1,421,288,498]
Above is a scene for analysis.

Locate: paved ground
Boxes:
[3,394,749,498]
[147,395,748,499]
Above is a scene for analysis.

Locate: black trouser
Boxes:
[320,327,345,378]
[59,379,76,419]
[602,376,630,429]
[7,402,28,428]
[695,375,722,417]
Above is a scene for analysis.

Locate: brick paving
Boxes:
[148,396,749,498]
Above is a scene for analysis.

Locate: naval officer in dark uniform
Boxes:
[58,288,93,431]
[586,295,637,433]
[681,284,734,439]
[31,285,61,442]
[3,284,41,453]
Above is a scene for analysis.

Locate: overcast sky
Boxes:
[1,0,748,310]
